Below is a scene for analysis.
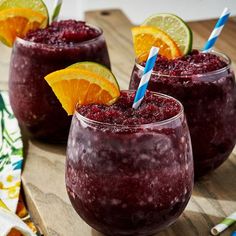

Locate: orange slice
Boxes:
[0,8,47,47]
[132,25,182,60]
[45,68,120,115]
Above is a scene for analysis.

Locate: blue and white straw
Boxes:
[203,7,230,52]
[51,0,63,22]
[132,47,159,109]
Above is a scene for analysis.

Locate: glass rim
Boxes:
[15,24,104,48]
[75,90,184,128]
[135,50,231,79]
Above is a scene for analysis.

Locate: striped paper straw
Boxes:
[132,47,159,109]
[211,212,236,235]
[203,7,230,52]
[51,0,63,22]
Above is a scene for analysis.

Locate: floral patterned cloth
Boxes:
[0,91,22,213]
[0,91,40,236]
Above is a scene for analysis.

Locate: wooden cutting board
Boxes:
[0,9,236,236]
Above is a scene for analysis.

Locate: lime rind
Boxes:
[68,62,120,90]
[143,13,193,55]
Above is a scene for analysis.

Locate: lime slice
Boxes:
[0,0,49,24]
[68,62,120,90]
[143,13,192,55]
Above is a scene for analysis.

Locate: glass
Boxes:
[129,51,236,178]
[9,26,110,142]
[66,91,193,236]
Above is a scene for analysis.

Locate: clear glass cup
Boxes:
[66,90,193,236]
[9,26,110,143]
[129,51,236,178]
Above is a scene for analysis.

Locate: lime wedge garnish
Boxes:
[143,13,192,55]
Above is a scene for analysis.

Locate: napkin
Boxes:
[0,91,37,236]
[0,91,23,212]
[0,207,36,236]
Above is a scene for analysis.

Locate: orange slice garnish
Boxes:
[132,25,182,60]
[0,8,47,47]
[45,67,120,115]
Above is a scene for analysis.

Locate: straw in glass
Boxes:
[203,7,230,52]
[211,212,236,235]
[51,0,63,22]
[132,46,159,109]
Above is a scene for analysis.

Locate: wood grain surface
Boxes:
[0,9,236,236]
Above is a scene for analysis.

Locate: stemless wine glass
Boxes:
[66,90,193,236]
[130,51,236,178]
[9,25,110,143]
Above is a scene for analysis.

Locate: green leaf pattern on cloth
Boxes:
[0,91,23,213]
